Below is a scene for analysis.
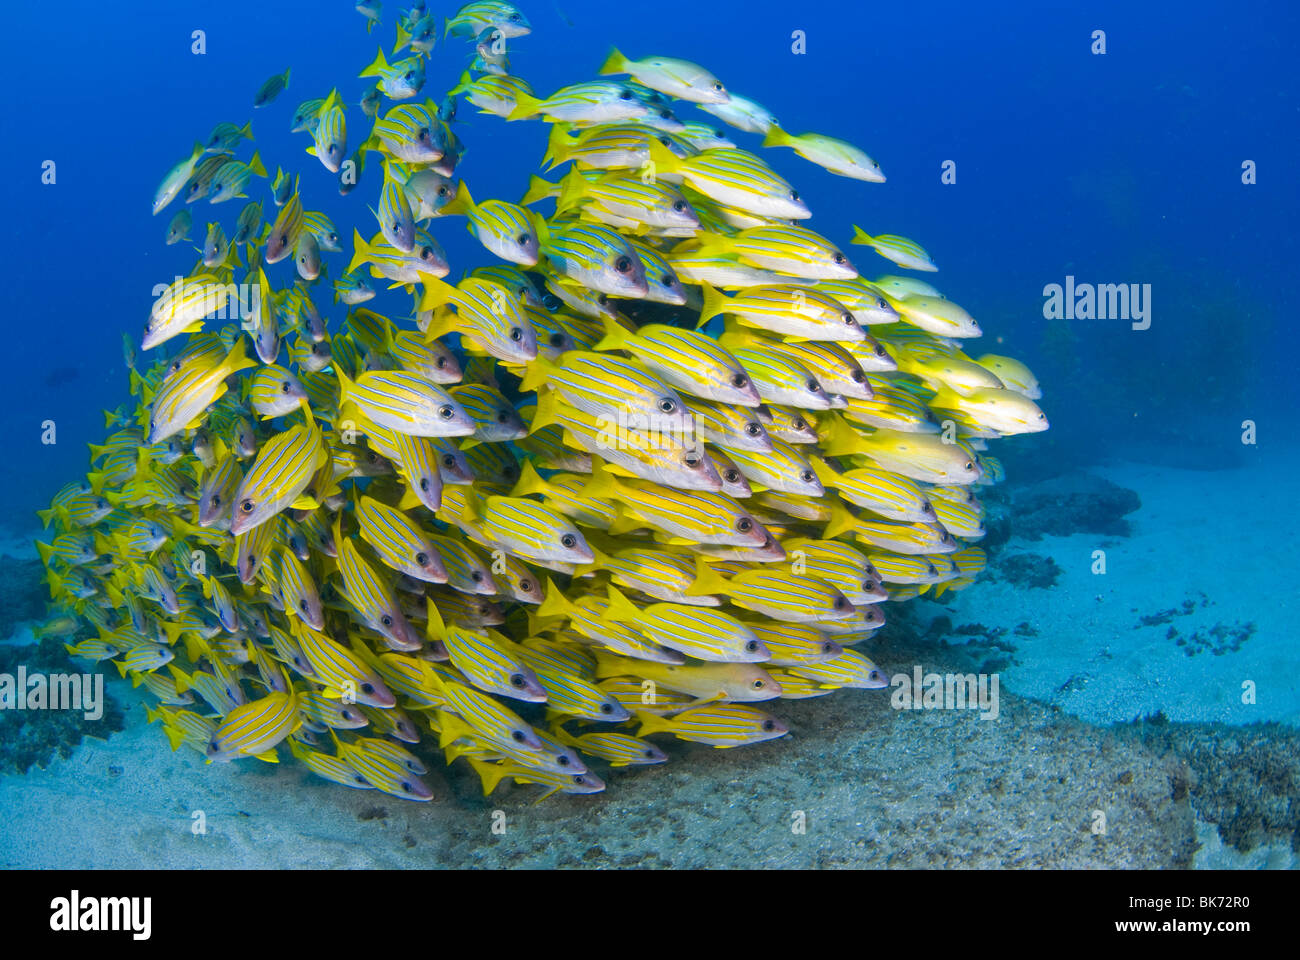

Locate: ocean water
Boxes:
[1,0,1298,869]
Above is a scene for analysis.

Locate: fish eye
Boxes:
[792,418,806,430]
[618,89,634,100]
[833,596,847,610]
[441,454,456,467]
[419,477,430,491]
[421,246,434,259]
[281,380,290,392]
[471,570,484,582]
[744,640,759,654]
[511,729,525,742]
[279,233,289,247]
[561,533,577,549]
[658,398,676,414]
[438,186,450,197]
[240,499,254,513]
[496,409,510,423]
[614,256,632,273]
[713,82,724,91]
[404,71,414,81]
[736,517,753,532]
[964,461,974,470]
[729,373,749,389]
[683,454,700,468]
[381,615,393,627]
[299,598,308,612]
[833,253,846,265]
[416,552,429,566]
[672,200,687,213]
[843,314,858,326]
[808,380,821,392]
[800,470,814,483]
[418,127,430,141]
[725,470,739,483]
[517,233,531,245]
[548,332,565,347]
[509,327,523,342]
[789,190,800,201]
[510,673,526,688]
[744,422,760,436]
[751,678,764,689]
[762,719,776,732]
[438,405,454,419]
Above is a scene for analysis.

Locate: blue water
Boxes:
[3,0,1298,529]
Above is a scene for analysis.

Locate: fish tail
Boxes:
[850,225,874,246]
[542,123,572,169]
[597,47,627,76]
[536,577,579,620]
[518,354,560,394]
[359,47,388,78]
[760,124,793,149]
[601,584,641,624]
[696,281,728,327]
[823,502,861,541]
[579,460,621,503]
[520,174,556,206]
[346,228,372,275]
[506,90,545,121]
[448,69,473,97]
[468,757,507,796]
[248,151,267,178]
[507,459,551,499]
[393,22,410,53]
[527,387,559,434]
[684,556,731,597]
[634,710,674,737]
[35,541,55,567]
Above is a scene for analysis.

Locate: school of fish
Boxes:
[35,0,1048,803]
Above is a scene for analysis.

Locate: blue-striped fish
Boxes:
[358,46,425,100]
[356,494,447,582]
[333,517,420,650]
[636,704,788,748]
[337,367,476,437]
[228,416,330,536]
[206,687,300,763]
[418,275,536,364]
[762,127,885,182]
[686,559,854,624]
[593,318,759,406]
[693,225,856,280]
[541,222,649,299]
[851,227,937,272]
[698,283,865,342]
[551,727,666,766]
[372,103,445,163]
[647,142,810,220]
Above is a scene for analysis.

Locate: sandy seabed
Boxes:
[2,455,1296,869]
